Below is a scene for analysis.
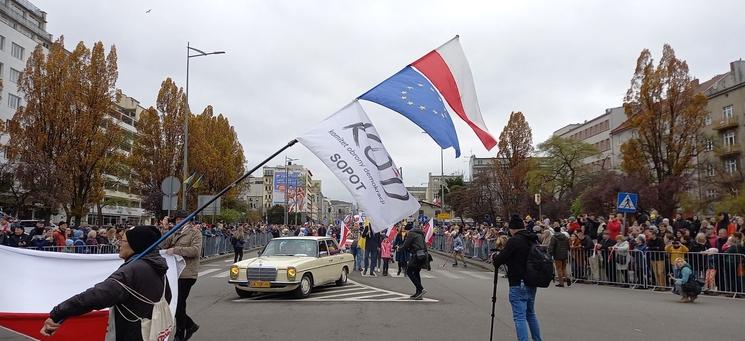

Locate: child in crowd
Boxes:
[381,236,393,276]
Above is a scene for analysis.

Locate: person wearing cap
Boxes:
[40,225,171,340]
[491,215,543,341]
[402,222,429,300]
[52,221,68,247]
[161,210,202,341]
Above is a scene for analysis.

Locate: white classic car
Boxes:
[229,236,354,298]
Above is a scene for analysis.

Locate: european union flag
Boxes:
[360,66,461,157]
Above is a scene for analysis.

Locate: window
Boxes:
[706,189,718,199]
[704,138,714,151]
[706,164,714,177]
[326,240,339,255]
[318,241,329,257]
[8,94,20,109]
[723,105,734,119]
[725,159,737,174]
[705,115,712,126]
[11,43,24,60]
[724,131,736,146]
[9,68,20,84]
[0,35,4,50]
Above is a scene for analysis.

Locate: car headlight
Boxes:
[230,265,239,280]
[287,267,297,281]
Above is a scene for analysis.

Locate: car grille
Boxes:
[246,267,278,281]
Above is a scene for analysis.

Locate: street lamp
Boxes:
[284,157,299,226]
[183,42,225,210]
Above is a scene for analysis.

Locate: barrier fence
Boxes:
[21,231,275,259]
[431,234,744,297]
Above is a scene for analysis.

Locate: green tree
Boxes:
[529,135,599,204]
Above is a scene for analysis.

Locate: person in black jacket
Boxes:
[402,223,428,300]
[363,226,381,276]
[491,215,543,341]
[41,225,171,341]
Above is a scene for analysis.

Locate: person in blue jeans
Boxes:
[492,215,543,341]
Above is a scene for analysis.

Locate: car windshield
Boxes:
[261,239,318,257]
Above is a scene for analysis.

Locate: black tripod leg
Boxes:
[490,265,498,341]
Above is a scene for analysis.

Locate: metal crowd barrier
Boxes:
[431,234,498,263]
[566,248,745,297]
[200,231,274,259]
[26,244,119,254]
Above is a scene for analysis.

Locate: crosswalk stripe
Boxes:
[314,290,379,300]
[433,270,461,279]
[460,271,491,280]
[224,259,234,263]
[421,273,435,279]
[198,268,221,277]
[212,272,230,278]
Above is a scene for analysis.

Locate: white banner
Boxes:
[297,101,420,233]
[0,245,184,315]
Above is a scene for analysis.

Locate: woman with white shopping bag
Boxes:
[41,225,174,341]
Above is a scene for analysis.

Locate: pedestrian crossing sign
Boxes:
[616,192,638,213]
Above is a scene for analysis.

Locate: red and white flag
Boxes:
[0,245,183,340]
[386,225,398,241]
[423,218,434,246]
[412,36,496,150]
[339,216,350,249]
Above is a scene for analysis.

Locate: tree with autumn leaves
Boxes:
[129,78,245,215]
[494,111,534,218]
[620,44,708,217]
[4,37,122,225]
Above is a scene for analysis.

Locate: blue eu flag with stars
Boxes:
[360,66,461,157]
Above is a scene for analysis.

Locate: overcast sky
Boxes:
[36,0,745,202]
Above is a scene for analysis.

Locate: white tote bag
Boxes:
[107,277,175,341]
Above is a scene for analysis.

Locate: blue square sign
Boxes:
[617,192,638,213]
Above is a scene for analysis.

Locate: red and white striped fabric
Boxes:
[0,245,183,340]
[412,36,497,150]
[339,217,350,249]
[423,218,434,246]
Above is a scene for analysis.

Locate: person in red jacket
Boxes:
[606,214,622,241]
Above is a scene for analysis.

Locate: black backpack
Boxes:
[525,241,554,288]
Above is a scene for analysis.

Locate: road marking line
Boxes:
[224,259,234,263]
[310,287,369,296]
[198,268,221,277]
[212,272,230,278]
[314,290,379,299]
[460,271,491,280]
[433,270,461,279]
[421,273,435,279]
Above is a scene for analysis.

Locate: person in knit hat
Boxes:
[42,225,171,340]
[491,215,543,341]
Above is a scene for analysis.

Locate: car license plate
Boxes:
[249,281,270,288]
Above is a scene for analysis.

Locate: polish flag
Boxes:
[423,218,435,246]
[411,36,497,150]
[0,245,183,340]
[386,225,398,241]
[339,217,350,249]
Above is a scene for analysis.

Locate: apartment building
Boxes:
[554,106,627,170]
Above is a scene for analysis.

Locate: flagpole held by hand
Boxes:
[129,139,299,263]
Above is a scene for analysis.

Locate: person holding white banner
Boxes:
[41,225,173,340]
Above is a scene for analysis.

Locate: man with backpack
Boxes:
[492,215,548,341]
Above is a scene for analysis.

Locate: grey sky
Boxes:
[36,0,745,202]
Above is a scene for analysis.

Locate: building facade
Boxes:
[697,60,745,206]
[406,186,427,202]
[0,0,51,122]
[426,172,462,205]
[554,106,627,170]
[262,163,315,222]
[328,200,353,222]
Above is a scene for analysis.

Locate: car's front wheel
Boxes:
[293,273,313,299]
[235,287,255,298]
[335,267,348,286]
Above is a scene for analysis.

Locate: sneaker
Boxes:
[369,273,377,277]
[452,263,458,267]
[413,289,427,300]
[566,279,572,287]
[409,291,421,298]
[184,324,200,341]
[556,284,564,287]
[363,270,367,275]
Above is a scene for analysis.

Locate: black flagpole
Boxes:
[129,139,298,263]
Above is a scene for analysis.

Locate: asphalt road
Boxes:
[2,253,743,340]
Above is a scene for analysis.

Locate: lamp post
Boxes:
[183,42,225,210]
[284,157,299,226]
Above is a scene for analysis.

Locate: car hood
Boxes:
[234,256,315,269]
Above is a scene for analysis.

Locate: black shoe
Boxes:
[413,289,427,300]
[409,291,421,298]
[184,324,200,340]
[463,263,467,268]
[369,273,377,277]
[363,270,367,275]
[452,263,458,267]
[556,284,564,287]
[566,279,572,287]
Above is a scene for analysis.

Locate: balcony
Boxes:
[715,116,739,130]
[716,143,741,157]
